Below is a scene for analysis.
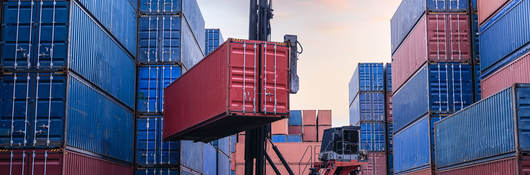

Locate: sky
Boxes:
[196,0,402,126]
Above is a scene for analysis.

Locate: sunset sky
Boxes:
[197,0,402,126]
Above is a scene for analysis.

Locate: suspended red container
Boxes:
[164,39,290,141]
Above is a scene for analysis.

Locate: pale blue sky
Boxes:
[197,0,401,126]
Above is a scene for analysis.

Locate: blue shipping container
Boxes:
[180,140,204,172]
[230,135,237,153]
[435,84,530,169]
[385,63,392,92]
[350,92,385,125]
[203,143,217,175]
[387,153,394,174]
[474,63,481,102]
[136,116,179,166]
[135,168,179,175]
[205,29,224,55]
[479,0,530,76]
[272,135,288,143]
[393,63,473,132]
[391,0,469,54]
[137,14,204,69]
[213,136,230,156]
[137,65,181,113]
[360,122,385,152]
[1,1,136,108]
[217,151,230,175]
[393,114,446,173]
[349,63,384,105]
[0,72,134,162]
[288,110,302,126]
[287,135,303,142]
[386,122,393,151]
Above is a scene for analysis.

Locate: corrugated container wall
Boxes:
[360,122,386,152]
[434,84,530,169]
[361,152,387,175]
[437,157,530,175]
[135,116,179,166]
[392,13,472,92]
[349,63,384,105]
[391,0,469,54]
[392,63,473,132]
[477,0,510,24]
[481,49,530,98]
[205,29,224,55]
[137,65,182,114]
[350,92,385,125]
[479,0,530,76]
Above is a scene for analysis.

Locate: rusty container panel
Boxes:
[402,168,432,175]
[303,126,317,142]
[63,150,133,175]
[164,39,290,141]
[271,119,289,135]
[521,156,530,174]
[317,125,331,142]
[437,157,518,175]
[289,125,303,135]
[361,152,387,175]
[392,13,471,92]
[478,0,510,25]
[481,53,530,98]
[303,110,317,126]
[317,110,332,125]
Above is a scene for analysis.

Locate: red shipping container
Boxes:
[403,168,432,175]
[386,92,393,122]
[436,156,530,175]
[302,110,317,126]
[164,39,290,141]
[392,13,471,93]
[481,53,530,98]
[317,110,332,125]
[317,125,331,142]
[478,0,510,25]
[360,152,387,175]
[302,126,317,142]
[0,149,133,175]
[288,125,303,135]
[271,119,289,135]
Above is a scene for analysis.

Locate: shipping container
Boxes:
[434,84,530,169]
[391,0,469,53]
[386,122,393,151]
[360,122,386,152]
[135,116,179,166]
[289,110,302,126]
[163,39,290,141]
[399,167,432,175]
[180,140,204,173]
[361,152,387,175]
[394,115,445,174]
[135,167,179,175]
[393,63,473,132]
[385,63,392,92]
[205,28,224,55]
[350,92,385,125]
[218,151,231,175]
[137,14,204,68]
[1,1,136,107]
[302,110,317,126]
[77,0,137,54]
[289,125,303,135]
[0,73,134,162]
[317,110,332,126]
[287,135,303,142]
[385,92,393,122]
[272,135,288,143]
[0,149,133,175]
[387,152,394,175]
[137,65,182,113]
[349,63,384,104]
[481,53,530,98]
[230,135,237,153]
[437,156,530,175]
[303,126,317,142]
[473,63,482,102]
[271,118,288,135]
[203,144,217,175]
[471,13,480,62]
[392,13,472,92]
[479,0,530,75]
[215,136,230,156]
[317,125,331,142]
[477,0,510,24]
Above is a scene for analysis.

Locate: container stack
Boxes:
[390,0,477,174]
[135,0,206,174]
[0,0,137,173]
[384,63,393,175]
[348,63,387,175]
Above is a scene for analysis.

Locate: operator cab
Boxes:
[319,126,367,162]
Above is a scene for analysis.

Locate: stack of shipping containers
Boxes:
[233,109,330,175]
[348,63,387,175]
[135,0,206,174]
[434,0,530,173]
[0,0,137,173]
[390,0,478,174]
[384,64,393,175]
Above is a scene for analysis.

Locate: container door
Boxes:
[229,41,259,113]
[260,43,290,114]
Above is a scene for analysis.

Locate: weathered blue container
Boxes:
[479,0,530,76]
[471,13,480,62]
[1,1,136,108]
[205,29,224,55]
[136,116,179,166]
[393,63,473,132]
[137,14,204,69]
[349,63,384,105]
[77,0,137,54]
[288,110,302,126]
[386,122,393,151]
[230,135,237,153]
[137,65,181,113]
[393,114,446,173]
[387,152,394,174]
[473,63,481,102]
[360,122,385,152]
[0,73,134,162]
[217,151,231,175]
[349,92,385,125]
[435,84,530,169]
[203,143,217,175]
[391,0,470,53]
[287,135,303,142]
[385,63,392,92]
[213,136,230,155]
[272,135,288,143]
[135,167,179,175]
[180,140,204,172]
